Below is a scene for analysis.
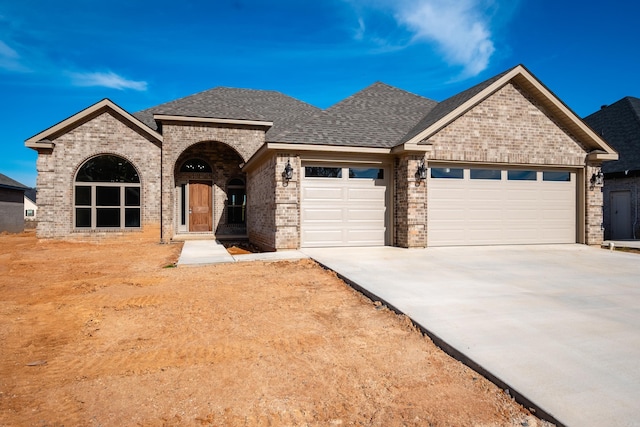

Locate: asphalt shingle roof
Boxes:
[584,97,640,173]
[268,82,437,148]
[133,87,320,138]
[24,188,36,203]
[0,173,29,191]
[128,65,536,151]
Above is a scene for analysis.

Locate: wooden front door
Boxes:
[189,181,212,232]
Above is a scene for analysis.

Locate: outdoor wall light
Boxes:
[590,169,604,187]
[282,160,293,185]
[415,159,427,185]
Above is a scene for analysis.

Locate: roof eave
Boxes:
[243,142,391,172]
[0,184,28,191]
[587,151,618,161]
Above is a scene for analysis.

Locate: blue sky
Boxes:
[1,0,639,187]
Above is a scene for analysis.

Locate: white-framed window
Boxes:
[74,155,141,229]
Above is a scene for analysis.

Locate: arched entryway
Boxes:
[173,141,246,237]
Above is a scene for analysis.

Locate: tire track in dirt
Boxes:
[45,341,247,382]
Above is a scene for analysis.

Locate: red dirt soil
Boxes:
[0,230,551,426]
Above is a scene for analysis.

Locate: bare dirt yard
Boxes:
[0,230,550,426]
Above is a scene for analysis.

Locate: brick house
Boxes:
[26,64,617,249]
[0,173,29,233]
[584,97,640,240]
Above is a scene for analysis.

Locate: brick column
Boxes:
[160,136,178,243]
[395,154,427,248]
[274,154,300,249]
[585,164,604,245]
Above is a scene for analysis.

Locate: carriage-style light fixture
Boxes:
[282,160,293,185]
[590,169,604,187]
[415,159,427,185]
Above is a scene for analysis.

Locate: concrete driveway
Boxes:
[302,245,640,427]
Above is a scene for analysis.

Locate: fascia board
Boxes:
[242,142,391,172]
[587,152,619,161]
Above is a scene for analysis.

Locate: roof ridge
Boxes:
[623,96,640,125]
[326,81,435,113]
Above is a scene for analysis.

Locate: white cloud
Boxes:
[350,0,496,77]
[69,71,148,91]
[395,0,495,77]
[354,17,366,41]
[0,40,30,72]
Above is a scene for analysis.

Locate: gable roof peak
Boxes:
[25,98,163,148]
[400,63,616,158]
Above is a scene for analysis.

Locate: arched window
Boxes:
[227,178,246,224]
[180,158,212,173]
[74,155,141,229]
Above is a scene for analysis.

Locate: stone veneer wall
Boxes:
[395,154,427,247]
[246,153,300,251]
[35,111,162,238]
[160,122,265,241]
[602,175,640,240]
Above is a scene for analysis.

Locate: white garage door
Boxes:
[428,167,576,246]
[301,165,388,247]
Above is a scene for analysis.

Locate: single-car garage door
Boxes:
[301,165,388,247]
[428,166,576,246]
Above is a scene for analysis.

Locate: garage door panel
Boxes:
[303,208,343,222]
[346,208,385,222]
[303,187,344,201]
[347,187,385,201]
[301,166,387,247]
[506,188,539,200]
[468,189,502,201]
[430,188,467,200]
[429,169,576,246]
[429,208,467,220]
[346,229,386,243]
[301,231,344,247]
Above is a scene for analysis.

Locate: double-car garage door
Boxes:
[428,166,576,246]
[300,163,577,248]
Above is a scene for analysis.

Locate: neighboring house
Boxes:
[0,173,29,233]
[584,97,640,240]
[25,64,617,249]
[24,188,37,220]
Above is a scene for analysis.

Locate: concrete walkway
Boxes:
[177,240,308,266]
[302,244,640,427]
